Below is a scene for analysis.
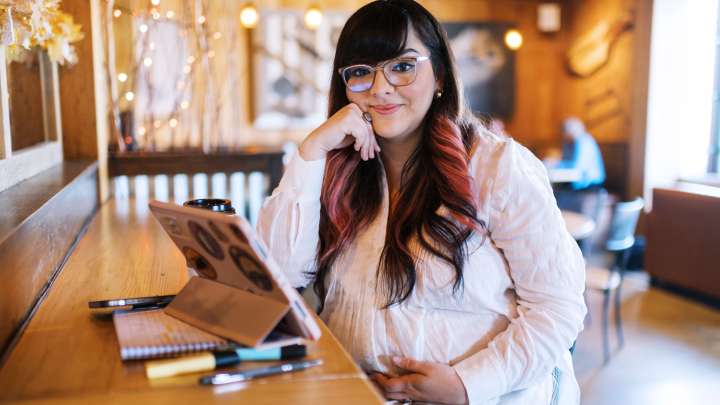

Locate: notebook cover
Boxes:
[165,276,291,347]
[113,309,228,360]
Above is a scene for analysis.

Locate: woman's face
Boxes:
[345,27,440,142]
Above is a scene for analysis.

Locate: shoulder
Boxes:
[468,128,551,213]
[469,128,546,185]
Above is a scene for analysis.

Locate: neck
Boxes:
[379,127,422,195]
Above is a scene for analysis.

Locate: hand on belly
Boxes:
[369,356,469,404]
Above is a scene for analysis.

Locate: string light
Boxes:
[166,10,175,19]
[181,100,190,109]
[143,57,153,67]
[304,5,323,29]
[138,127,146,136]
[198,15,206,24]
[125,91,135,101]
[153,120,162,129]
[149,42,156,50]
[169,118,178,128]
[240,4,259,29]
[183,65,191,74]
[118,72,128,82]
[113,9,122,18]
[504,29,523,50]
[139,24,148,33]
[187,55,195,64]
[151,9,160,20]
[213,32,222,40]
[151,0,160,5]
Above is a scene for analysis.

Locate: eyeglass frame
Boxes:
[337,55,430,93]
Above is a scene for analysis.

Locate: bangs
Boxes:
[335,3,409,67]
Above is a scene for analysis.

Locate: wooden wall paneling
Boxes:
[599,141,629,198]
[8,51,46,151]
[0,162,98,362]
[40,51,63,145]
[0,49,12,159]
[628,0,654,203]
[60,0,110,202]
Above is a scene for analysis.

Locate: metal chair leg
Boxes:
[583,290,592,327]
[614,279,624,349]
[614,249,631,351]
[602,289,611,365]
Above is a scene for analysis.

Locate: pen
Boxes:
[145,345,307,379]
[199,359,323,385]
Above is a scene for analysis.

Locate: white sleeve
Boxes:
[453,140,587,404]
[256,152,326,289]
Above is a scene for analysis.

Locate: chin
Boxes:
[373,123,409,140]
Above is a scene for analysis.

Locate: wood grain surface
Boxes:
[0,161,98,360]
[0,198,382,404]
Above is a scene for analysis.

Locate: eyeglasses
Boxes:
[338,55,430,93]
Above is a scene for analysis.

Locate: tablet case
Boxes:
[148,200,321,348]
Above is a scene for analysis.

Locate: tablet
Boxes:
[148,200,321,343]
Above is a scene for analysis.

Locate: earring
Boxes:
[435,90,442,99]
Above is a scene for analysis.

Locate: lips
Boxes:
[371,104,401,115]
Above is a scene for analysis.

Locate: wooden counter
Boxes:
[0,198,383,404]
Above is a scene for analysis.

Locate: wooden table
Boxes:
[0,198,383,404]
[547,167,581,183]
[561,210,597,240]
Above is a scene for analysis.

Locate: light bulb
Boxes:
[125,91,135,101]
[304,5,323,29]
[240,4,259,28]
[118,72,128,82]
[504,29,523,50]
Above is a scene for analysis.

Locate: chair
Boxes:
[585,197,644,364]
[554,187,609,255]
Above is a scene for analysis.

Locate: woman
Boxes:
[258,1,586,404]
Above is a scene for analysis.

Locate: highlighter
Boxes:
[145,345,307,379]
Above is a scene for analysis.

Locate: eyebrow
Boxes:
[400,48,420,55]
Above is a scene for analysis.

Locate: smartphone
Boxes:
[88,294,175,310]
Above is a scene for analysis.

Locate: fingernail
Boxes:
[393,356,402,364]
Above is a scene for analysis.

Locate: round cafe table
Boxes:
[561,210,596,240]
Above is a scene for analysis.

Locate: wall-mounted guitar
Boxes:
[566,12,635,78]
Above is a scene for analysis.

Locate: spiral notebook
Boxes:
[113,308,306,360]
[113,309,229,360]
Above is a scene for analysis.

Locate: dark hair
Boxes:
[313,0,486,311]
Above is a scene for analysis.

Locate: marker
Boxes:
[199,359,323,385]
[145,345,307,379]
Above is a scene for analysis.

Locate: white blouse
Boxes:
[257,130,587,405]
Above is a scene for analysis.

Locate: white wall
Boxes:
[643,0,719,208]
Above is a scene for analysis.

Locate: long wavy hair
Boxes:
[313,0,486,310]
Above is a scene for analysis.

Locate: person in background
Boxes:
[258,1,586,403]
[548,117,606,190]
